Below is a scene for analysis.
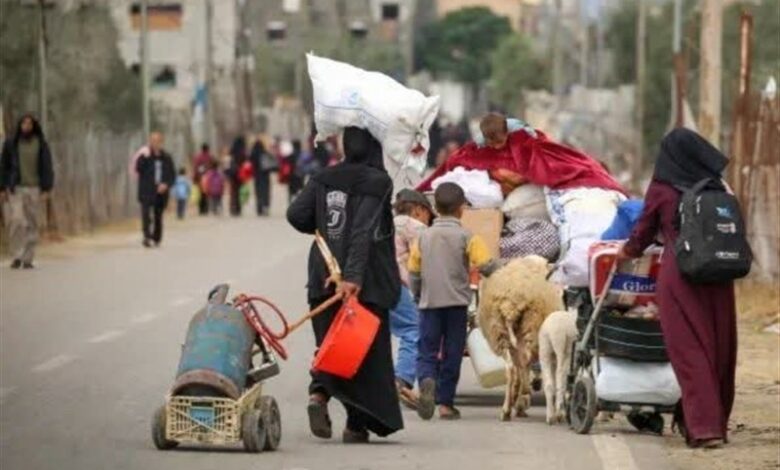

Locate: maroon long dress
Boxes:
[624,180,737,442]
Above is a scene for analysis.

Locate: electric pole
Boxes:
[551,0,564,97]
[635,0,647,169]
[204,0,214,146]
[37,0,48,134]
[672,0,685,128]
[579,2,589,87]
[140,0,151,141]
[698,0,723,146]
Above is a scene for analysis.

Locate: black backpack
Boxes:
[674,178,752,283]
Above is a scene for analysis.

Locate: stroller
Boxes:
[564,241,680,435]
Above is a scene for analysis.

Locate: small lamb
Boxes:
[538,309,577,425]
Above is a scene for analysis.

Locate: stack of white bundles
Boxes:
[502,184,550,221]
[548,188,625,287]
[307,53,440,188]
[432,168,504,209]
[596,357,681,405]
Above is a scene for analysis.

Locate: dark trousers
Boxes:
[176,198,187,219]
[140,197,166,243]
[209,195,222,215]
[254,173,271,215]
[417,306,468,407]
[229,180,242,216]
[198,190,209,215]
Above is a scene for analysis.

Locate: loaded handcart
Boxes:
[565,241,681,435]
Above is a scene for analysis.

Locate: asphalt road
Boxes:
[0,192,675,470]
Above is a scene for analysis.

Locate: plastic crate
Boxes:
[166,396,241,445]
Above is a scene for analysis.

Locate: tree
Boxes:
[417,7,512,86]
[488,33,551,113]
[607,0,780,157]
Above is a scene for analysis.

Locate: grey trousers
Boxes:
[3,187,41,263]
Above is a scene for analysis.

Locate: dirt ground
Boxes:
[666,280,780,470]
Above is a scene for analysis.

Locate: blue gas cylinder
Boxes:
[172,287,255,399]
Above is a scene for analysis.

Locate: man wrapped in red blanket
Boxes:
[417,114,626,196]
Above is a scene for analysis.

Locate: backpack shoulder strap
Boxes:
[690,178,712,194]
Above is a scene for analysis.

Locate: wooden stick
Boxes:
[284,293,343,337]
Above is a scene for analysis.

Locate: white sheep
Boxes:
[477,255,564,421]
[538,309,577,425]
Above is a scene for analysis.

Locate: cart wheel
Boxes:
[242,410,267,453]
[152,405,178,450]
[259,396,282,451]
[569,375,597,435]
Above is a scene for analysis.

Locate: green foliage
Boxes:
[607,0,780,157]
[489,33,551,112]
[255,43,299,103]
[418,6,512,85]
[330,37,404,79]
[0,4,40,131]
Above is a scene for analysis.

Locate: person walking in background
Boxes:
[192,143,213,215]
[227,136,247,216]
[249,136,277,216]
[202,161,225,215]
[287,139,304,203]
[619,129,738,449]
[135,131,175,247]
[0,114,54,269]
[390,189,434,409]
[173,168,191,220]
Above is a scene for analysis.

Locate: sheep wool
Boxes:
[478,256,564,356]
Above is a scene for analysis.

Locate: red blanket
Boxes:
[418,130,627,195]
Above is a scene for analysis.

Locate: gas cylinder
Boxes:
[172,285,255,399]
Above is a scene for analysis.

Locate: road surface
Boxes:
[0,194,675,470]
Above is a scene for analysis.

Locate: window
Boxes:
[130,3,183,31]
[152,65,177,88]
[381,3,399,21]
[349,20,368,39]
[267,21,287,41]
[282,0,300,13]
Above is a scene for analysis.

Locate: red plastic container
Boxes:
[312,297,379,379]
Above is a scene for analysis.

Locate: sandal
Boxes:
[307,394,332,439]
[439,405,461,421]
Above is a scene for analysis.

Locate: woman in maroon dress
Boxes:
[620,128,736,449]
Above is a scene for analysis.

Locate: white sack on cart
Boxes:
[548,188,624,287]
[432,168,503,209]
[502,184,550,221]
[595,357,681,405]
[307,53,440,188]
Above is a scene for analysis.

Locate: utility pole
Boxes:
[698,0,723,146]
[37,0,48,134]
[204,0,214,146]
[672,0,686,128]
[635,0,647,168]
[140,0,151,141]
[595,1,604,88]
[579,2,589,87]
[551,0,564,97]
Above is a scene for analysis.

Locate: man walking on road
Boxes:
[0,114,54,269]
[135,132,175,247]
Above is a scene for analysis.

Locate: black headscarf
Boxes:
[314,127,390,197]
[653,128,728,190]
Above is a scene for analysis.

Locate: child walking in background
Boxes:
[202,162,225,215]
[408,183,501,421]
[173,168,191,220]
[390,189,434,410]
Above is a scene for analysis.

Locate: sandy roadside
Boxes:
[666,281,780,470]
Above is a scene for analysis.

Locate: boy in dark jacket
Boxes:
[0,114,54,269]
[135,131,175,247]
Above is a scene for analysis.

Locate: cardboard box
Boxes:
[461,208,503,258]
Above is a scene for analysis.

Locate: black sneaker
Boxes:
[142,239,152,248]
[22,262,34,269]
[417,378,436,421]
[342,428,369,444]
[10,259,22,269]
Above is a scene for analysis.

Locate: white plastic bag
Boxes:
[432,168,503,209]
[595,357,681,405]
[467,328,506,389]
[549,188,624,286]
[307,54,440,183]
[502,184,549,221]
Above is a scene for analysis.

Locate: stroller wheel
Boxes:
[569,375,597,434]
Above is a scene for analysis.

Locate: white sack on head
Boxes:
[307,53,440,188]
[431,168,503,209]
